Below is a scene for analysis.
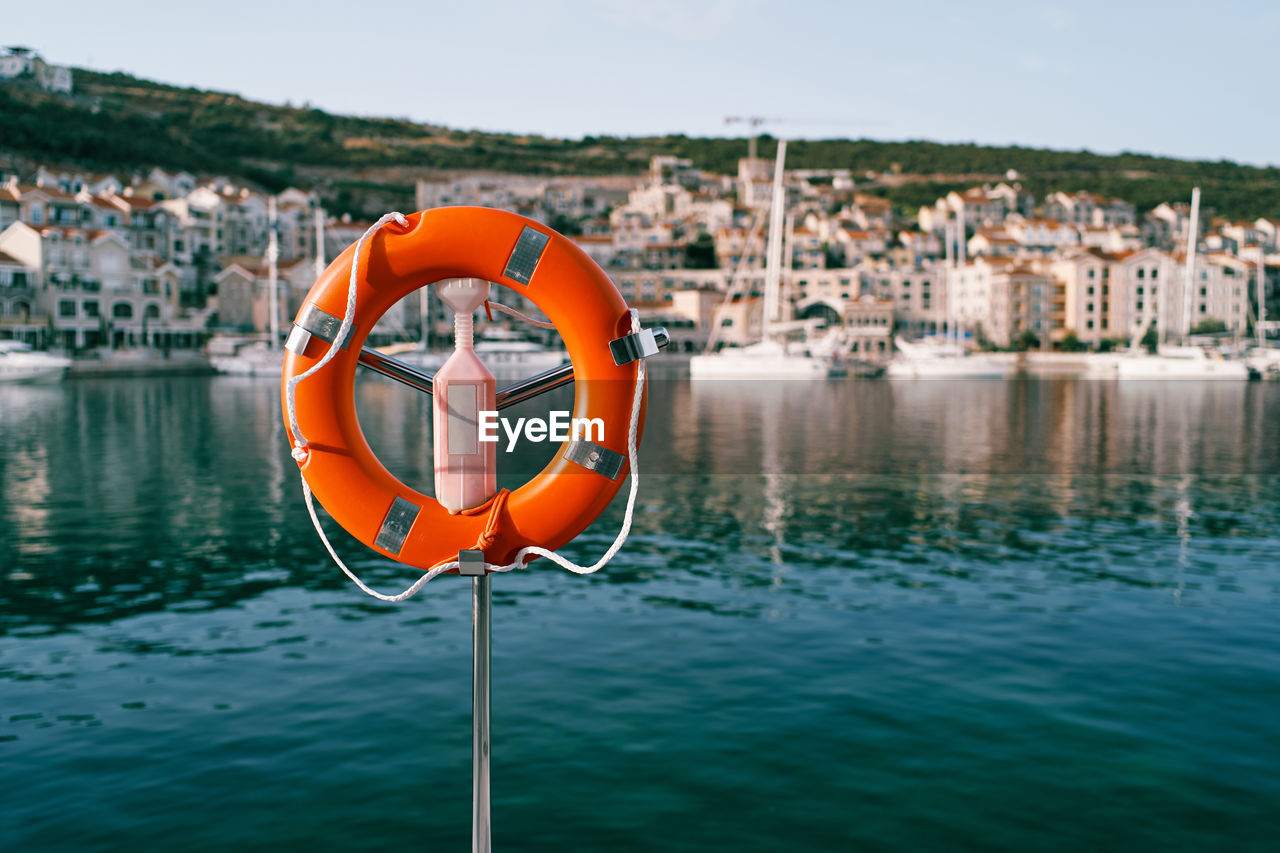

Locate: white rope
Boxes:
[286,212,408,455]
[286,213,645,599]
[486,299,556,330]
[502,308,645,575]
[300,477,450,601]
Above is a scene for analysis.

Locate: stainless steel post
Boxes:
[354,326,669,411]
[473,572,492,853]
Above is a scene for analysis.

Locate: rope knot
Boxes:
[291,440,309,463]
[462,488,510,553]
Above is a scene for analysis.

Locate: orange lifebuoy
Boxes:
[280,207,645,574]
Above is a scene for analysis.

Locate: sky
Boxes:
[5,0,1277,166]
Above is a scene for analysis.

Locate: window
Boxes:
[1151,269,1158,280]
[145,303,161,319]
[1199,287,1207,296]
[1137,268,1145,279]
[59,299,76,317]
[84,300,99,318]
[31,205,44,224]
[1087,268,1096,279]
[1087,302,1094,313]
[1086,319,1095,329]
[1087,286,1095,296]
[113,302,133,319]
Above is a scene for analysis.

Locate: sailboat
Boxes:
[1246,253,1280,378]
[886,336,1010,379]
[690,140,843,380]
[211,197,291,377]
[389,288,567,378]
[1115,188,1248,380]
[886,211,1011,379]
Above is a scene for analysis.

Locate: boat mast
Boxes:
[944,218,954,343]
[268,196,280,345]
[1259,253,1267,349]
[762,139,787,342]
[956,203,967,348]
[1181,187,1201,343]
[313,206,325,280]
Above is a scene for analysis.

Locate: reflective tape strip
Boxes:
[564,440,624,480]
[374,496,420,555]
[284,325,313,355]
[502,226,549,285]
[294,303,356,351]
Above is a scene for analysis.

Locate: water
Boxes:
[2,376,1279,851]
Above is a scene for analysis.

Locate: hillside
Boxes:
[3,66,1280,222]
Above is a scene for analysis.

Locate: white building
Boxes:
[0,47,72,93]
[0,222,178,349]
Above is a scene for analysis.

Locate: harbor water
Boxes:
[2,376,1279,851]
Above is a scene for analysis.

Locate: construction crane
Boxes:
[724,116,773,161]
[725,115,884,160]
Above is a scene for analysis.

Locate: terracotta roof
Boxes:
[218,256,309,276]
[19,183,77,201]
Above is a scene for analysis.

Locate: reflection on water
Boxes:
[2,377,1279,850]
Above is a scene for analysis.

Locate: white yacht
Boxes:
[475,331,566,377]
[1114,345,1250,380]
[885,337,1011,380]
[209,339,285,377]
[386,329,565,378]
[1247,346,1280,379]
[691,339,838,379]
[0,341,72,383]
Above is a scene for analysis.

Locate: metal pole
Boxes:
[350,328,669,408]
[1182,187,1201,342]
[473,573,492,853]
[267,197,280,346]
[1260,253,1267,350]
